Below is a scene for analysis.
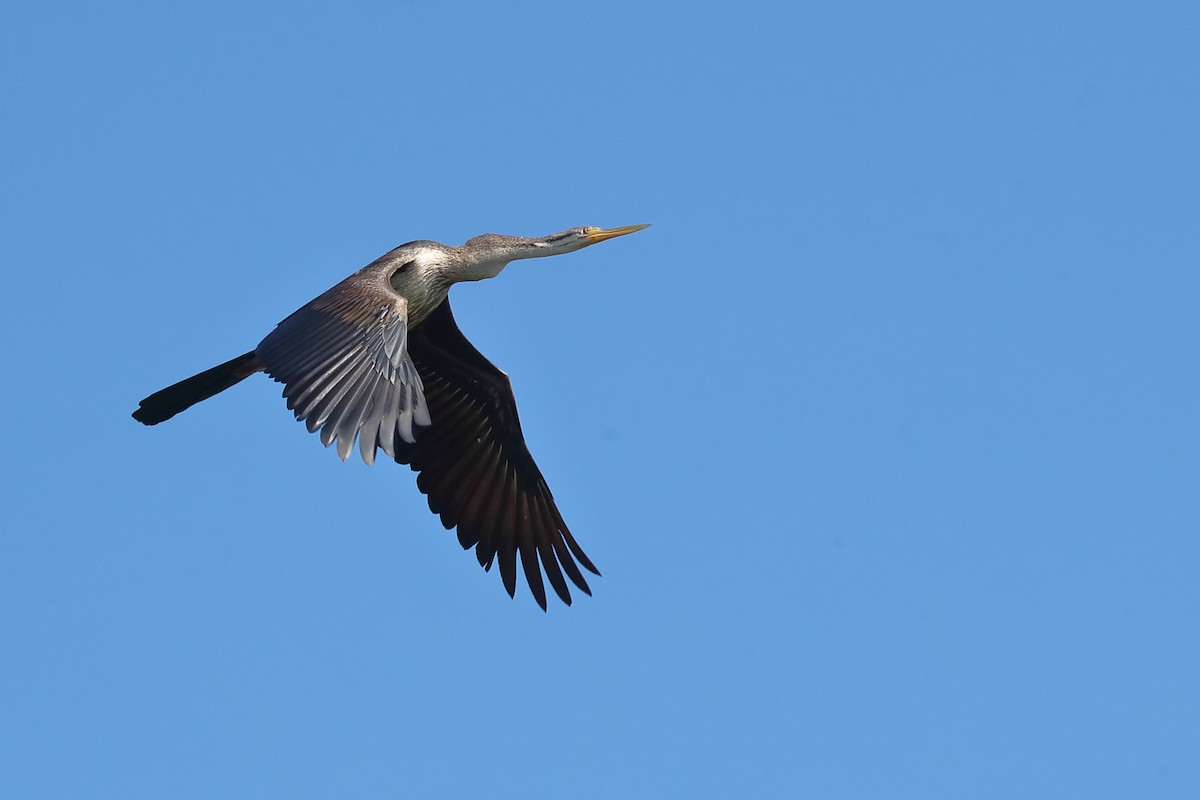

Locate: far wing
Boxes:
[256,272,430,465]
[397,297,600,609]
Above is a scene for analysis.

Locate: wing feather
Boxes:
[516,493,548,610]
[397,297,599,608]
[530,499,571,605]
[255,265,428,464]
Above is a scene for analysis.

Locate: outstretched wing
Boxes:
[398,297,600,609]
[256,270,430,465]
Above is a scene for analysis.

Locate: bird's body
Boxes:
[133,224,649,609]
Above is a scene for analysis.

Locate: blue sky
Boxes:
[3,2,1198,797]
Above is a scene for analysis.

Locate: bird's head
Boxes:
[453,224,650,281]
[527,224,653,255]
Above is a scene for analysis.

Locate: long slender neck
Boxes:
[448,252,513,283]
[448,237,555,283]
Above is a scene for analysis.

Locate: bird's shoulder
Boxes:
[305,266,408,323]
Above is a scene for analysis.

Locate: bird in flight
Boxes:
[133,224,650,609]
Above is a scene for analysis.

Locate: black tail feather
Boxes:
[133,351,262,425]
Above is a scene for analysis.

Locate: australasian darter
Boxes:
[132,224,650,609]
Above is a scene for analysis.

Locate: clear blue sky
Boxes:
[3,2,1197,797]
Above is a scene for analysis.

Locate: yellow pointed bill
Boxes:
[582,224,651,245]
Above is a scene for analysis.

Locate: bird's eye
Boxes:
[580,227,596,235]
